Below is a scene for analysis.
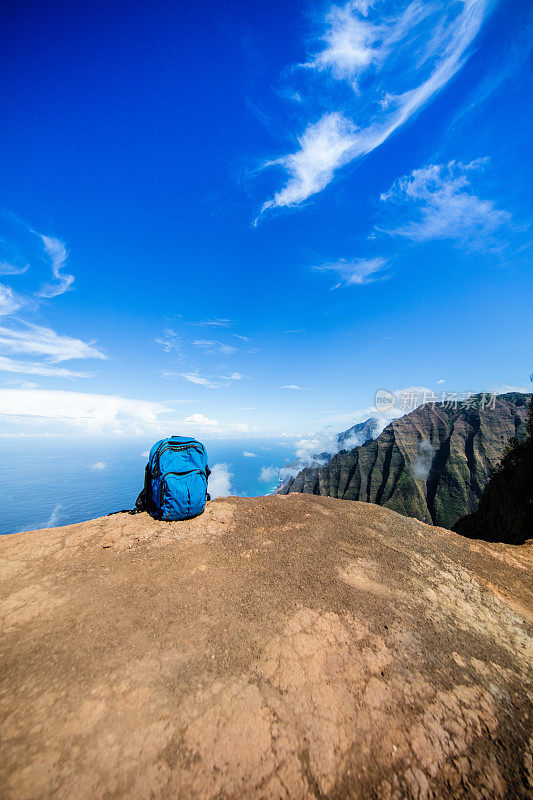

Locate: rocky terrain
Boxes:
[278,393,531,531]
[1,494,532,799]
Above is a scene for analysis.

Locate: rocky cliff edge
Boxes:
[1,495,532,799]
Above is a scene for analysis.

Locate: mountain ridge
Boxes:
[277,392,531,531]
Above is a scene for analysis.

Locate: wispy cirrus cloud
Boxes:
[0,214,75,300]
[190,318,232,328]
[193,339,238,356]
[0,323,105,380]
[281,384,307,390]
[155,328,182,353]
[157,321,248,388]
[0,356,89,378]
[301,0,386,83]
[259,0,491,215]
[313,158,512,290]
[0,283,22,316]
[156,324,249,371]
[0,221,103,380]
[178,372,219,388]
[0,262,29,276]
[260,112,358,214]
[315,256,388,288]
[172,370,244,389]
[0,322,105,363]
[36,235,75,298]
[378,159,512,247]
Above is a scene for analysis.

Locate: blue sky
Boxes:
[0,0,531,439]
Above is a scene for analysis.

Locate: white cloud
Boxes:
[36,235,74,298]
[316,392,420,437]
[280,384,307,390]
[294,433,336,466]
[0,431,63,439]
[316,256,388,288]
[260,0,490,212]
[0,389,173,436]
[91,461,106,470]
[178,372,219,389]
[412,440,434,481]
[0,262,29,276]
[155,329,182,353]
[227,421,249,432]
[491,383,533,395]
[172,371,243,389]
[0,322,105,362]
[437,378,446,384]
[289,421,375,472]
[14,381,40,389]
[278,466,301,480]
[141,450,150,458]
[42,503,62,529]
[259,466,278,482]
[182,413,219,428]
[243,450,257,457]
[208,463,233,498]
[0,356,89,378]
[190,318,232,327]
[260,112,358,214]
[0,283,22,316]
[380,160,511,246]
[301,0,386,83]
[193,339,238,356]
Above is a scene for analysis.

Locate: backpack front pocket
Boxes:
[160,470,207,520]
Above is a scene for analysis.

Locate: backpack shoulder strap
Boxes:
[135,463,154,511]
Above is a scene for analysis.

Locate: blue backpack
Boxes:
[136,436,210,521]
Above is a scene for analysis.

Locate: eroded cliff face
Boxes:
[1,494,532,800]
[454,395,533,544]
[278,393,531,530]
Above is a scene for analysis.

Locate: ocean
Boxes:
[0,437,296,535]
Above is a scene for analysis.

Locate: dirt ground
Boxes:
[1,494,532,799]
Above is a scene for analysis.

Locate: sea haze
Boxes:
[0,438,295,535]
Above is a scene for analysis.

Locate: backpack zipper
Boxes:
[151,438,198,462]
[152,442,205,476]
[153,440,197,462]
